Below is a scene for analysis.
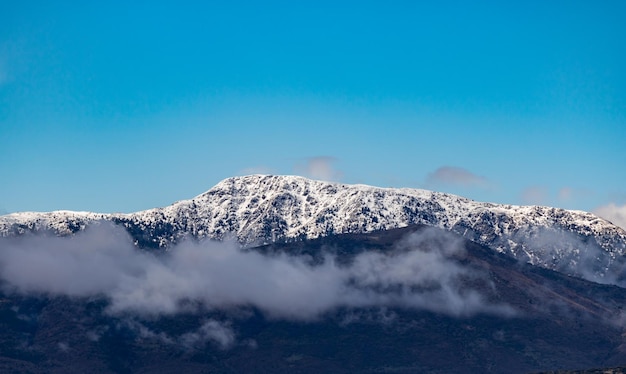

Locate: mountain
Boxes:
[2,175,626,281]
[1,225,626,374]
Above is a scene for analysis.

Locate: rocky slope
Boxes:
[2,175,625,281]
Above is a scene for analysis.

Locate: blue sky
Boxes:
[1,1,625,221]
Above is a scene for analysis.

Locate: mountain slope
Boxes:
[2,175,625,280]
[1,225,626,374]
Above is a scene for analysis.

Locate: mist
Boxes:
[0,224,513,321]
[509,226,626,286]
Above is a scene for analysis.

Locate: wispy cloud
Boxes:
[558,187,573,202]
[295,156,343,182]
[120,318,235,351]
[425,166,489,189]
[508,225,625,285]
[520,186,549,205]
[594,203,626,230]
[557,187,592,204]
[179,320,236,350]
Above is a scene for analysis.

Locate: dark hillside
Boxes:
[1,225,625,373]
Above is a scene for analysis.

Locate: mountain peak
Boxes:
[2,175,626,282]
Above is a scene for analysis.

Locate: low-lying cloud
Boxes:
[0,224,512,321]
[594,203,626,231]
[116,317,236,351]
[179,319,236,350]
[508,226,626,286]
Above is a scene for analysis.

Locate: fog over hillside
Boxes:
[0,224,514,321]
[2,224,626,373]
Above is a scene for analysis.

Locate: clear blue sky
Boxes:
[1,1,625,214]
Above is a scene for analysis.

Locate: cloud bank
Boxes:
[0,224,512,320]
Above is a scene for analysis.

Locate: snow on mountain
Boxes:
[2,175,626,280]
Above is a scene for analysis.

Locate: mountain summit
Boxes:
[2,175,625,281]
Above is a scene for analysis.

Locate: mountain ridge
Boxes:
[2,175,625,281]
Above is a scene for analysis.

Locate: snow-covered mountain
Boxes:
[2,175,626,281]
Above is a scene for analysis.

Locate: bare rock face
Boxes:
[2,175,626,281]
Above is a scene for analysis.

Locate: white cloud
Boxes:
[0,224,513,320]
[594,203,626,231]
